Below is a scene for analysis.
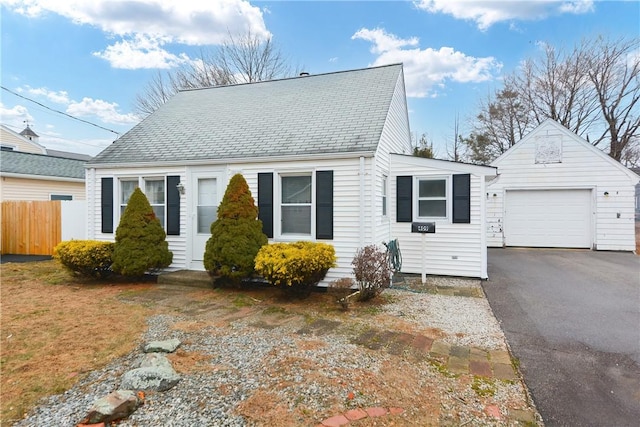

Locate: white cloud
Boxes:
[67,98,138,125]
[352,28,419,54]
[414,0,594,30]
[93,34,190,69]
[3,0,270,69]
[0,102,34,128]
[22,86,71,104]
[352,27,501,98]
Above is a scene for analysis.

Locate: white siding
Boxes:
[87,158,372,284]
[489,120,638,251]
[87,166,188,270]
[373,71,413,246]
[390,155,492,279]
[1,176,85,201]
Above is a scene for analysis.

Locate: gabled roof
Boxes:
[20,125,39,138]
[89,64,404,165]
[0,125,47,154]
[0,150,86,180]
[492,119,640,183]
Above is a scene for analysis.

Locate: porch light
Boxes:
[176,182,186,195]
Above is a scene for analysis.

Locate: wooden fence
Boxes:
[1,201,61,255]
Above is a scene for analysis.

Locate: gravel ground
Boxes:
[14,279,540,427]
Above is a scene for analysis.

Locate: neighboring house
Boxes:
[487,119,640,251]
[0,150,87,201]
[632,168,640,221]
[1,124,47,154]
[85,64,497,281]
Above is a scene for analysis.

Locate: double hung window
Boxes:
[281,175,312,235]
[417,178,447,219]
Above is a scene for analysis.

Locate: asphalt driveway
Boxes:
[483,248,640,427]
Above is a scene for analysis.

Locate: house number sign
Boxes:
[411,222,436,233]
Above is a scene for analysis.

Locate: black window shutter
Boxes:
[396,176,412,223]
[316,170,333,239]
[257,173,273,238]
[166,176,181,235]
[101,177,114,233]
[452,174,471,224]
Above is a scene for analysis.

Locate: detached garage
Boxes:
[487,120,639,251]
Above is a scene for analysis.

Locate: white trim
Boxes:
[359,156,365,247]
[414,175,450,222]
[276,171,315,240]
[390,153,497,175]
[0,172,84,183]
[87,151,377,170]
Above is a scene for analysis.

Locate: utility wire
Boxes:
[1,85,121,137]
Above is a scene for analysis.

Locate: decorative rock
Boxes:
[144,338,181,353]
[139,352,173,370]
[120,366,181,392]
[80,390,142,424]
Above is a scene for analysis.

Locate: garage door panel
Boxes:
[505,190,591,248]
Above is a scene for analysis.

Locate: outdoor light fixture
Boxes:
[176,182,186,195]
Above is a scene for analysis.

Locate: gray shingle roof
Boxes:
[1,150,86,179]
[89,64,403,165]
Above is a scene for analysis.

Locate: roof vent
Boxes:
[299,72,310,77]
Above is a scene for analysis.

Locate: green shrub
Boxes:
[204,174,267,286]
[112,187,173,277]
[254,241,337,297]
[53,240,114,279]
[352,244,391,301]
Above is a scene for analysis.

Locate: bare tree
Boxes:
[445,112,466,162]
[464,35,639,162]
[133,30,298,117]
[586,36,640,160]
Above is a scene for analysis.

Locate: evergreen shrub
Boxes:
[112,187,173,277]
[203,173,268,285]
[254,241,337,297]
[54,240,114,279]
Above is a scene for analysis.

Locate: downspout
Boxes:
[360,156,365,248]
[480,174,488,279]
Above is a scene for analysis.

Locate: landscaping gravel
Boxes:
[14,278,538,427]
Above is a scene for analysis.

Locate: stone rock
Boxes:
[120,366,181,392]
[139,352,173,370]
[144,338,181,353]
[81,390,142,424]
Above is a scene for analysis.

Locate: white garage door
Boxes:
[505,189,592,248]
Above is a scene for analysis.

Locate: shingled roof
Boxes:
[89,64,404,165]
[1,150,86,180]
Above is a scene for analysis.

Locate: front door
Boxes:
[191,173,221,265]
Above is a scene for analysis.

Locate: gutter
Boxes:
[85,150,377,170]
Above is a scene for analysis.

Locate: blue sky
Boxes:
[1,0,638,157]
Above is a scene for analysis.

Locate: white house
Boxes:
[487,119,639,251]
[85,64,497,281]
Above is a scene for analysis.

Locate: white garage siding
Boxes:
[488,120,639,251]
[504,189,592,248]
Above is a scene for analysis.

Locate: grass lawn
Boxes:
[0,261,152,424]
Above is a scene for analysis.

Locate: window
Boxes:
[417,178,447,218]
[145,179,165,227]
[1,145,15,151]
[197,178,217,233]
[120,179,138,215]
[382,175,388,216]
[50,194,72,201]
[281,175,312,235]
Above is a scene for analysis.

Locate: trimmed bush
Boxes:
[204,174,268,286]
[254,241,337,297]
[54,240,114,279]
[352,244,391,301]
[112,187,173,277]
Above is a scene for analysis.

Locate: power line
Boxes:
[1,85,121,136]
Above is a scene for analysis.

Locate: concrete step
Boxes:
[157,270,213,289]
